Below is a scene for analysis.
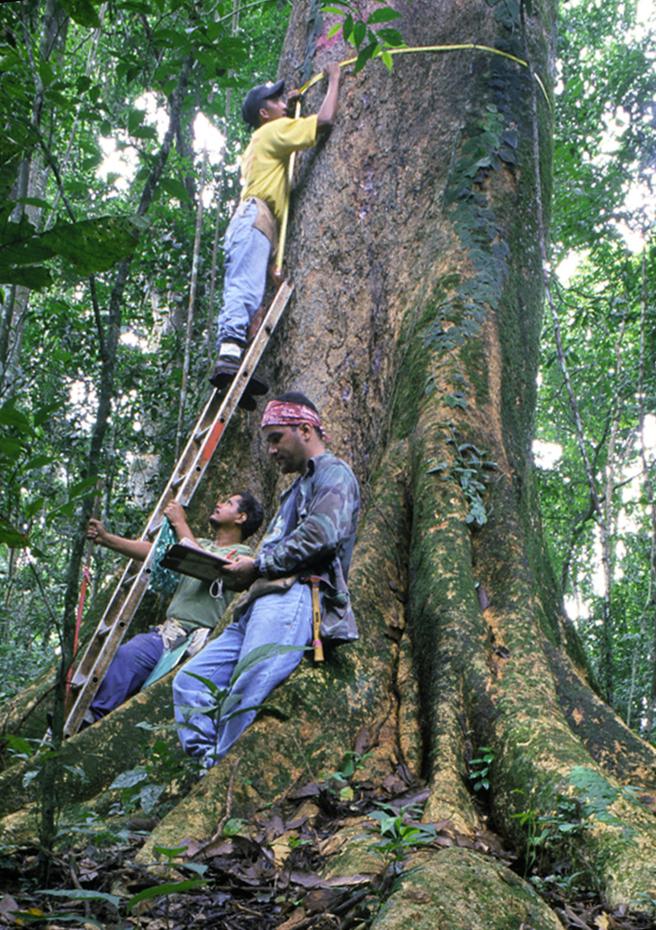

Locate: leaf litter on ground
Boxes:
[1,758,654,930]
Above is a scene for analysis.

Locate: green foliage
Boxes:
[0,214,145,289]
[36,888,121,909]
[321,0,404,72]
[535,0,656,732]
[567,766,633,831]
[369,804,438,862]
[428,439,497,528]
[468,745,495,792]
[552,0,656,254]
[221,817,247,837]
[110,765,164,814]
[27,846,207,926]
[55,806,133,848]
[512,794,584,877]
[108,729,198,816]
[512,765,638,884]
[126,877,208,912]
[126,844,208,919]
[325,749,372,800]
[0,0,289,706]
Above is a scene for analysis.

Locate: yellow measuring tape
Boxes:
[275,96,302,275]
[274,42,550,271]
[297,43,550,104]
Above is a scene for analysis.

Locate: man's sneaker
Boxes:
[209,345,269,398]
[239,392,257,412]
[209,356,240,389]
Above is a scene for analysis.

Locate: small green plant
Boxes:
[54,806,132,849]
[288,835,313,850]
[428,439,497,528]
[26,888,122,929]
[529,868,587,896]
[468,746,494,792]
[180,642,308,767]
[326,749,372,800]
[511,805,551,875]
[3,733,39,762]
[108,725,198,818]
[369,804,437,862]
[110,765,165,815]
[511,793,584,877]
[221,817,246,837]
[126,844,208,928]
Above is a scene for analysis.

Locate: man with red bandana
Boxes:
[173,391,360,768]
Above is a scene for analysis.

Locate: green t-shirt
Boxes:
[166,540,252,632]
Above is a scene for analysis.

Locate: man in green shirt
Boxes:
[84,491,263,721]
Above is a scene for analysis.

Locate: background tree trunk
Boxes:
[2,0,656,923]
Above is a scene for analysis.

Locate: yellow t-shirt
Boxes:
[240,115,318,225]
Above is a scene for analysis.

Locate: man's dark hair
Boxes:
[237,491,264,540]
[273,391,319,413]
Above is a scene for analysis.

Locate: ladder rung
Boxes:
[194,425,211,441]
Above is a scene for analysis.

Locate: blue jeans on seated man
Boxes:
[217,199,271,349]
[173,582,312,767]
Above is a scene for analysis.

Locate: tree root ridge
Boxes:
[545,640,656,790]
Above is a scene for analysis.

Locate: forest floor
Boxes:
[0,759,653,930]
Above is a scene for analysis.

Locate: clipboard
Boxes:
[160,541,234,582]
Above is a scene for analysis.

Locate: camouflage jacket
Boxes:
[255,452,360,642]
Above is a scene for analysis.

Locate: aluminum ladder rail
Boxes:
[64,280,294,737]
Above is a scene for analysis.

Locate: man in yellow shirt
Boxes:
[210,63,341,403]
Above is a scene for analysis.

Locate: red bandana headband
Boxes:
[260,400,327,439]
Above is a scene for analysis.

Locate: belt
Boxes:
[155,618,188,650]
[234,196,278,247]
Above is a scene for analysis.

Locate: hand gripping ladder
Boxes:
[63,280,294,737]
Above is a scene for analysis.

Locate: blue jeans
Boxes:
[173,582,312,766]
[90,630,164,720]
[217,200,271,347]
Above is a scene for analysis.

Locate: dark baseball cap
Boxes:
[241,79,285,128]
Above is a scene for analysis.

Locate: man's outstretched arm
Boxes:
[86,519,151,562]
[316,62,341,130]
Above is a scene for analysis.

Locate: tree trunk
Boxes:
[2,0,656,922]
[34,55,194,876]
[0,0,69,394]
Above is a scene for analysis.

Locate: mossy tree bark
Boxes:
[2,0,656,924]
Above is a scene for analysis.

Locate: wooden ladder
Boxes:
[63,280,294,737]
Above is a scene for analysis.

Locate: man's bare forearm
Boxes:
[87,519,151,561]
[102,534,151,561]
[316,62,341,129]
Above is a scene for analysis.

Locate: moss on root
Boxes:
[371,847,565,930]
